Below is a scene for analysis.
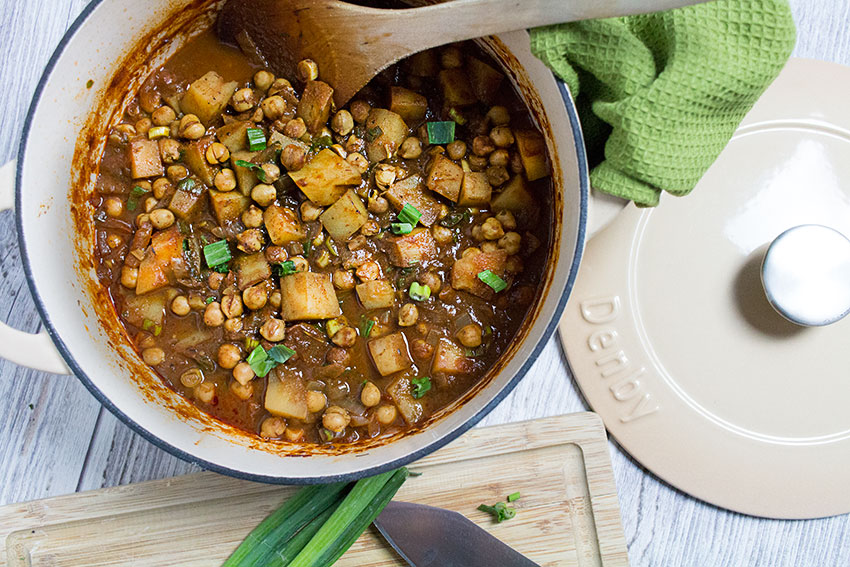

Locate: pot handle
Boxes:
[0,160,71,375]
[587,187,627,239]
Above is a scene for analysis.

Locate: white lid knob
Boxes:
[761,225,850,327]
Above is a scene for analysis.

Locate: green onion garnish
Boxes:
[478,501,516,523]
[397,204,421,226]
[247,128,267,152]
[360,318,375,338]
[448,108,467,125]
[177,178,198,194]
[303,239,312,255]
[439,209,470,228]
[325,238,338,256]
[507,492,521,502]
[309,135,334,152]
[268,345,296,364]
[154,325,162,337]
[411,376,431,399]
[147,126,170,139]
[245,337,260,352]
[365,126,383,142]
[274,260,297,276]
[426,121,455,145]
[142,319,154,331]
[205,296,215,305]
[126,185,149,212]
[203,240,231,270]
[408,282,431,302]
[477,269,507,293]
[235,159,268,182]
[247,345,276,378]
[391,222,413,235]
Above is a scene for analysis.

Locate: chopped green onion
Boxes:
[408,282,431,302]
[126,185,149,211]
[245,337,260,352]
[203,240,231,270]
[154,325,162,337]
[177,177,198,194]
[147,126,170,139]
[465,345,487,357]
[303,239,312,255]
[268,345,296,364]
[391,222,413,235]
[477,269,507,293]
[426,121,455,145]
[360,318,375,338]
[439,208,469,228]
[142,319,154,331]
[247,127,267,152]
[507,491,521,502]
[397,204,421,226]
[212,264,230,273]
[205,296,215,305]
[310,135,334,152]
[411,376,431,399]
[365,126,383,142]
[448,108,467,125]
[86,79,94,89]
[274,260,297,276]
[247,345,276,378]
[235,159,268,182]
[478,501,516,523]
[322,429,335,442]
[325,238,338,256]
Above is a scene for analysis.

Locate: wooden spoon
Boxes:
[218,0,710,107]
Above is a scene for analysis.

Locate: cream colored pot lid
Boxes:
[559,58,850,519]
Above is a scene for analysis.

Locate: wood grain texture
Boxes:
[0,1,848,566]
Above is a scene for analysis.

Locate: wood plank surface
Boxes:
[1,1,849,566]
[0,414,628,567]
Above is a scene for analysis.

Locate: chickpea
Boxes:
[260,416,287,439]
[331,326,357,347]
[135,117,152,136]
[135,213,151,227]
[269,77,295,98]
[322,406,351,432]
[243,285,268,311]
[285,427,305,442]
[141,197,157,214]
[307,390,327,413]
[344,135,365,154]
[348,235,367,252]
[106,233,124,249]
[210,168,235,193]
[495,210,517,231]
[506,255,524,274]
[201,143,228,165]
[120,266,138,289]
[230,87,255,112]
[265,245,288,264]
[410,338,434,360]
[152,177,171,199]
[180,367,204,388]
[441,45,463,68]
[103,196,123,218]
[330,109,354,136]
[481,241,499,253]
[356,261,381,281]
[204,301,225,327]
[487,105,511,126]
[446,140,467,160]
[432,225,453,245]
[236,228,265,253]
[468,154,488,171]
[399,137,423,159]
[234,207,260,230]
[375,404,398,425]
[208,271,225,291]
[178,114,205,139]
[480,217,505,241]
[224,317,244,334]
[220,294,244,320]
[215,343,241,370]
[361,382,381,407]
[490,126,515,148]
[142,346,165,366]
[398,303,419,327]
[230,380,254,400]
[260,318,286,342]
[281,144,307,172]
[233,361,255,386]
[419,271,442,294]
[461,246,481,259]
[269,289,282,308]
[290,256,309,272]
[166,164,189,182]
[251,69,274,90]
[374,164,397,188]
[165,296,189,319]
[300,201,324,222]
[194,382,216,404]
[188,293,207,311]
[509,151,524,174]
[498,231,522,256]
[367,194,389,214]
[489,148,510,168]
[350,99,371,122]
[251,183,277,207]
[283,117,307,138]
[326,346,350,365]
[486,165,510,187]
[360,220,380,237]
[148,208,174,230]
[296,58,319,82]
[150,105,175,127]
[260,95,288,121]
[260,163,281,184]
[333,269,356,291]
[472,135,496,156]
[456,323,483,348]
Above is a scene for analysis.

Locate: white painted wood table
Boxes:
[1,2,848,565]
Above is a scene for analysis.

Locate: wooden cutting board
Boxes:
[0,413,628,566]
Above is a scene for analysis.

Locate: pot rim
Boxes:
[15,0,589,484]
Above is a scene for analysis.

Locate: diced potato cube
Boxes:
[264,205,306,245]
[356,280,395,310]
[296,80,334,134]
[386,376,424,424]
[280,272,342,320]
[231,150,260,196]
[168,182,205,220]
[288,148,362,206]
[490,175,534,212]
[431,339,474,375]
[136,228,183,295]
[514,129,549,181]
[151,226,184,265]
[135,251,169,295]
[216,120,251,153]
[368,332,412,376]
[458,171,492,207]
[385,175,442,227]
[438,68,477,107]
[385,228,437,267]
[180,71,238,126]
[128,139,164,179]
[234,252,271,290]
[366,109,409,163]
[389,86,428,124]
[209,189,249,225]
[320,189,368,240]
[183,137,216,186]
[405,50,440,77]
[265,368,308,420]
[426,154,464,202]
[451,248,508,299]
[467,57,504,104]
[123,288,170,326]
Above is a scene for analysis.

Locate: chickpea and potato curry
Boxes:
[94,31,552,445]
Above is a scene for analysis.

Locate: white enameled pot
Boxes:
[0,0,615,482]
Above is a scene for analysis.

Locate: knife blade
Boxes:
[373,501,542,567]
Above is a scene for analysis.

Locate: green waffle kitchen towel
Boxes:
[530,0,796,206]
